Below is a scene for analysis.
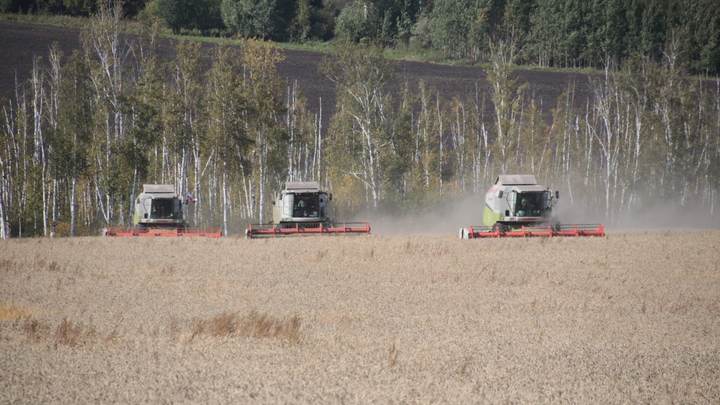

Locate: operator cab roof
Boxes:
[495,175,546,192]
[141,184,177,198]
[495,174,537,186]
[285,181,321,193]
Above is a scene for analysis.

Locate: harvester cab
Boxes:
[133,184,185,228]
[460,174,605,239]
[104,184,221,238]
[272,182,332,226]
[246,181,371,238]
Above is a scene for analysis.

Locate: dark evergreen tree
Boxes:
[604,0,628,65]
[157,0,223,34]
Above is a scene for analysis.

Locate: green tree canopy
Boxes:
[157,0,223,34]
[335,1,380,42]
[221,0,279,39]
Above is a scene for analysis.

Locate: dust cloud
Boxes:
[611,201,720,231]
[555,193,720,231]
[354,193,720,236]
[354,194,486,236]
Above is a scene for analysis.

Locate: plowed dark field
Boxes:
[0,21,594,122]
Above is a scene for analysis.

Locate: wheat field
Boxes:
[1,231,719,403]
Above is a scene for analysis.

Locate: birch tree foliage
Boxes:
[241,40,287,223]
[486,37,526,174]
[322,43,393,209]
[205,45,247,234]
[82,0,131,225]
[381,82,414,205]
[55,50,94,236]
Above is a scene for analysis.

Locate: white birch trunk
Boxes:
[259,135,267,224]
[31,59,49,236]
[436,96,443,193]
[0,185,7,240]
[222,164,228,236]
[0,156,7,239]
[70,177,76,237]
[317,97,323,183]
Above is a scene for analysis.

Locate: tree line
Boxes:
[3,0,719,75]
[1,4,718,238]
[324,40,720,223]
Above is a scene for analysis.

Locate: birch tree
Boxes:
[206,46,247,235]
[242,40,286,224]
[486,38,525,173]
[323,43,393,208]
[83,0,130,225]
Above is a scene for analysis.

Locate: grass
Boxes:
[21,317,49,342]
[0,259,19,274]
[0,12,92,30]
[190,311,302,343]
[387,342,398,368]
[382,45,455,65]
[14,311,302,348]
[54,318,87,347]
[17,316,98,347]
[0,303,31,320]
[190,312,236,338]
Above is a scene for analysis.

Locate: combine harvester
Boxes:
[459,174,604,239]
[246,181,371,238]
[105,184,221,238]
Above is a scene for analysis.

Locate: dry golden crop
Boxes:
[1,231,719,403]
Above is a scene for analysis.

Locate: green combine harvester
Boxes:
[459,174,605,238]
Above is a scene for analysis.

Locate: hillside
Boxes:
[0,20,593,121]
